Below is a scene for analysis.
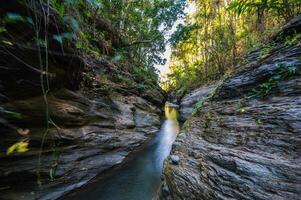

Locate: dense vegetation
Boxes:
[2,1,300,97]
[0,1,300,198]
[0,0,186,93]
[0,0,188,159]
[163,0,301,95]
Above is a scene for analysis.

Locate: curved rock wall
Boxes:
[0,1,165,199]
[179,84,217,122]
[161,15,301,200]
[1,89,162,200]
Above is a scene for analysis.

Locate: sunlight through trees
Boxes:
[162,0,301,96]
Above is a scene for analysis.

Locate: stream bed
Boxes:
[68,103,179,200]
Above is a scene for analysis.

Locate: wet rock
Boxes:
[170,155,180,165]
[171,142,182,152]
[0,90,163,200]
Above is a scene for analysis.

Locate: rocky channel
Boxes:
[160,15,301,200]
[0,1,165,199]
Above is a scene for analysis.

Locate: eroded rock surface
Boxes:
[0,1,164,199]
[161,15,301,200]
[179,84,217,122]
[0,90,162,200]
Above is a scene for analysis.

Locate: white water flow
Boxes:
[73,102,179,200]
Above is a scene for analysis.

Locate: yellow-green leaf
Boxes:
[6,141,29,155]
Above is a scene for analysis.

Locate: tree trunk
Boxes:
[257,8,265,33]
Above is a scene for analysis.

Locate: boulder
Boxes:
[170,155,180,165]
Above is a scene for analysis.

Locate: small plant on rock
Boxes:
[284,33,301,46]
[203,112,212,129]
[192,99,205,115]
[251,64,299,98]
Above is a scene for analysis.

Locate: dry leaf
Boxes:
[17,128,30,136]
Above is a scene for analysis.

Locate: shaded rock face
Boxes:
[0,1,164,199]
[0,90,162,200]
[0,60,163,197]
[161,16,301,200]
[0,1,84,102]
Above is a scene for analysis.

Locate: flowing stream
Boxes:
[72,102,179,200]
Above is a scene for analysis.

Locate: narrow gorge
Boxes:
[0,1,300,200]
[0,1,166,199]
[160,15,301,200]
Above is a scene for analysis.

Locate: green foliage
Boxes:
[170,24,198,47]
[256,118,263,124]
[164,0,301,93]
[284,34,301,46]
[7,140,29,155]
[0,27,6,33]
[132,65,158,88]
[191,70,231,116]
[111,49,127,62]
[198,163,204,171]
[45,0,186,80]
[53,32,74,44]
[49,149,60,181]
[0,107,22,119]
[111,54,123,62]
[0,0,186,92]
[165,0,240,92]
[203,112,212,129]
[2,12,34,26]
[5,13,27,23]
[192,99,205,115]
[260,43,275,58]
[228,0,301,20]
[252,81,275,97]
[63,16,80,32]
[113,74,135,87]
[251,65,299,97]
[50,0,65,16]
[237,97,248,113]
[86,0,102,7]
[227,0,258,15]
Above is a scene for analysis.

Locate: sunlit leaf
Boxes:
[53,35,63,43]
[5,13,25,23]
[26,17,34,25]
[63,16,79,31]
[288,66,297,75]
[111,54,123,62]
[87,0,102,8]
[1,40,13,45]
[50,168,55,181]
[62,32,74,39]
[6,141,29,155]
[53,32,75,44]
[0,107,22,119]
[0,27,7,33]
